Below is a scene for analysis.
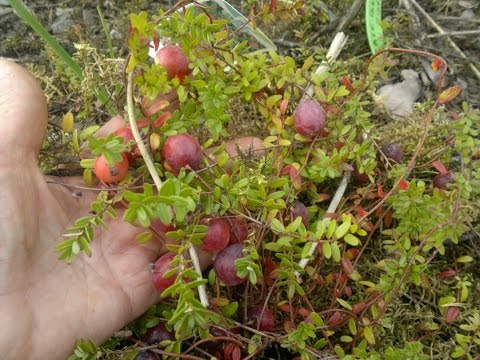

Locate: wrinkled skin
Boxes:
[0,60,167,360]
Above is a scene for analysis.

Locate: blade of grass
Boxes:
[7,0,83,78]
[97,5,115,59]
[8,0,115,113]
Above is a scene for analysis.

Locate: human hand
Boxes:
[0,59,173,360]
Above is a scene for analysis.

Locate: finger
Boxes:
[47,114,130,216]
[93,114,126,137]
[0,59,47,162]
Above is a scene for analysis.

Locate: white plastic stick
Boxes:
[296,32,349,276]
[302,32,348,100]
[295,175,349,276]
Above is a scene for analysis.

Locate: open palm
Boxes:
[0,60,164,360]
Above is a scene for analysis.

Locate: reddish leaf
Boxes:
[445,307,460,324]
[341,257,354,275]
[341,76,355,92]
[352,302,366,315]
[432,161,449,175]
[346,248,360,260]
[137,118,151,129]
[398,180,410,190]
[317,193,331,202]
[298,308,311,317]
[224,342,241,360]
[264,258,278,274]
[152,36,160,52]
[343,286,352,297]
[355,206,369,218]
[431,59,444,72]
[384,209,393,228]
[278,303,291,312]
[269,0,276,12]
[334,141,345,151]
[339,273,348,285]
[154,111,172,128]
[279,98,289,115]
[328,311,343,327]
[315,274,324,285]
[281,164,302,190]
[440,269,458,279]
[438,85,462,104]
[376,182,385,198]
[362,221,374,232]
[325,273,336,283]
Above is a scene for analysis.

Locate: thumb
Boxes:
[0,59,47,162]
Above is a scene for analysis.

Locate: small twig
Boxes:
[335,0,363,33]
[183,336,244,354]
[436,16,480,23]
[408,0,480,81]
[427,30,480,38]
[126,71,209,308]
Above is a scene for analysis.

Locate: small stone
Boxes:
[51,8,75,34]
[82,8,97,28]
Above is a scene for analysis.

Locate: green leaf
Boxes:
[457,255,473,263]
[222,302,238,317]
[322,242,332,259]
[331,241,341,262]
[270,218,285,233]
[363,326,376,345]
[326,220,336,239]
[135,231,153,244]
[336,298,353,311]
[335,221,351,240]
[344,233,360,246]
[157,204,173,225]
[348,318,357,335]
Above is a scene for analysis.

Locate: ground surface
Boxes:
[1,1,479,359]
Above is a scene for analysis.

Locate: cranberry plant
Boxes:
[61,1,480,359]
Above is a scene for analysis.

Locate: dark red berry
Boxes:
[294,99,326,137]
[142,322,175,345]
[214,244,246,286]
[162,134,202,175]
[289,201,309,227]
[134,350,160,360]
[151,252,177,293]
[227,217,249,244]
[200,218,230,253]
[248,304,275,331]
[433,172,454,189]
[380,143,403,163]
